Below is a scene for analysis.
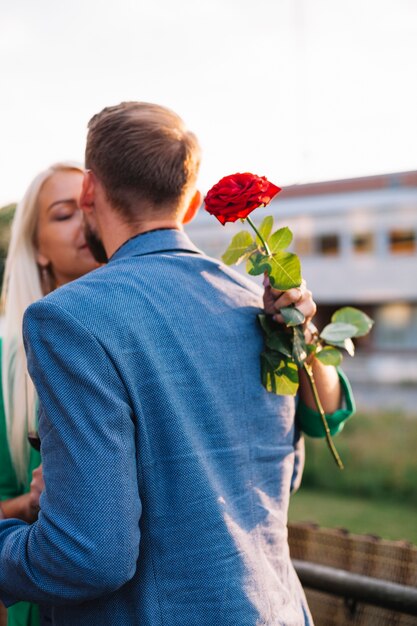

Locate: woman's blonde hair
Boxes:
[1,162,84,485]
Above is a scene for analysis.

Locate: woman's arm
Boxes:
[297,355,341,413]
[0,466,44,523]
[0,494,34,522]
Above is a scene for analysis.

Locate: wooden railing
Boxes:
[289,522,417,625]
[293,559,417,616]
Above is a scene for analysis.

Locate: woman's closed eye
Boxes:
[54,212,73,221]
[48,199,79,222]
[51,204,81,222]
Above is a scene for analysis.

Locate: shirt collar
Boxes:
[109,228,203,263]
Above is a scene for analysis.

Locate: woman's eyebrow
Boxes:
[47,198,78,211]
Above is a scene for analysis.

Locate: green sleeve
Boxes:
[296,368,356,438]
[0,339,41,499]
[0,339,22,500]
[6,601,41,626]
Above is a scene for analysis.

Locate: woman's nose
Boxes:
[74,207,87,236]
[75,207,85,227]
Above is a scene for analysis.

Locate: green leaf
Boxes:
[258,314,293,358]
[268,227,293,253]
[221,231,256,265]
[316,346,343,366]
[274,360,299,396]
[320,322,358,343]
[260,352,299,396]
[331,307,374,338]
[247,250,301,290]
[257,216,274,242]
[246,252,271,276]
[292,326,308,367]
[307,344,317,356]
[329,338,355,356]
[343,339,355,357]
[280,305,305,327]
[265,332,293,358]
[258,314,274,337]
[266,251,302,290]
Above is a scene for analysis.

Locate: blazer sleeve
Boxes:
[0,300,141,606]
[290,428,305,495]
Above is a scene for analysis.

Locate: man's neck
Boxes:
[103,217,182,259]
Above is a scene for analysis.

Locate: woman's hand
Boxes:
[263,277,317,339]
[263,276,342,413]
[0,465,44,523]
[28,465,44,515]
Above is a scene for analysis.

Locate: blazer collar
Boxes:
[109,228,203,263]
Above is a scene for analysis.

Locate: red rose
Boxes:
[204,173,281,225]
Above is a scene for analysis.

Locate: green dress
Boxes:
[0,339,41,626]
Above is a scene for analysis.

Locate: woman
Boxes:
[0,163,99,626]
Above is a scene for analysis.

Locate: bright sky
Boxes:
[0,0,416,206]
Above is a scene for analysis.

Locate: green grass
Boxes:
[0,203,16,290]
[289,488,417,545]
[0,203,15,250]
[302,410,417,505]
[289,409,417,544]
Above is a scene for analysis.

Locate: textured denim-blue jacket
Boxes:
[0,229,312,625]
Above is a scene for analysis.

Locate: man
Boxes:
[0,102,351,625]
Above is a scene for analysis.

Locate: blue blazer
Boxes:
[0,229,312,625]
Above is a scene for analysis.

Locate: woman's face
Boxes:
[36,170,99,287]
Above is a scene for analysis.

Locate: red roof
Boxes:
[280,170,417,199]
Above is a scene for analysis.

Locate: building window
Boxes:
[389,229,416,254]
[374,303,417,350]
[317,234,340,256]
[294,237,313,256]
[353,233,374,254]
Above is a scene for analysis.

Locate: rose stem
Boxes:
[246,215,272,256]
[302,362,344,470]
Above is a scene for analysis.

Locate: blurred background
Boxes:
[1,0,416,544]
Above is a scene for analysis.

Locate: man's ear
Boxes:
[80,170,95,215]
[182,190,202,225]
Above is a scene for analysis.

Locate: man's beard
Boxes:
[84,222,109,263]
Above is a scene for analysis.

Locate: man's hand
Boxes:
[263,277,317,337]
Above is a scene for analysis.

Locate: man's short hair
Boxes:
[85,102,201,217]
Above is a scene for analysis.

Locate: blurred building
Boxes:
[186,170,417,384]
